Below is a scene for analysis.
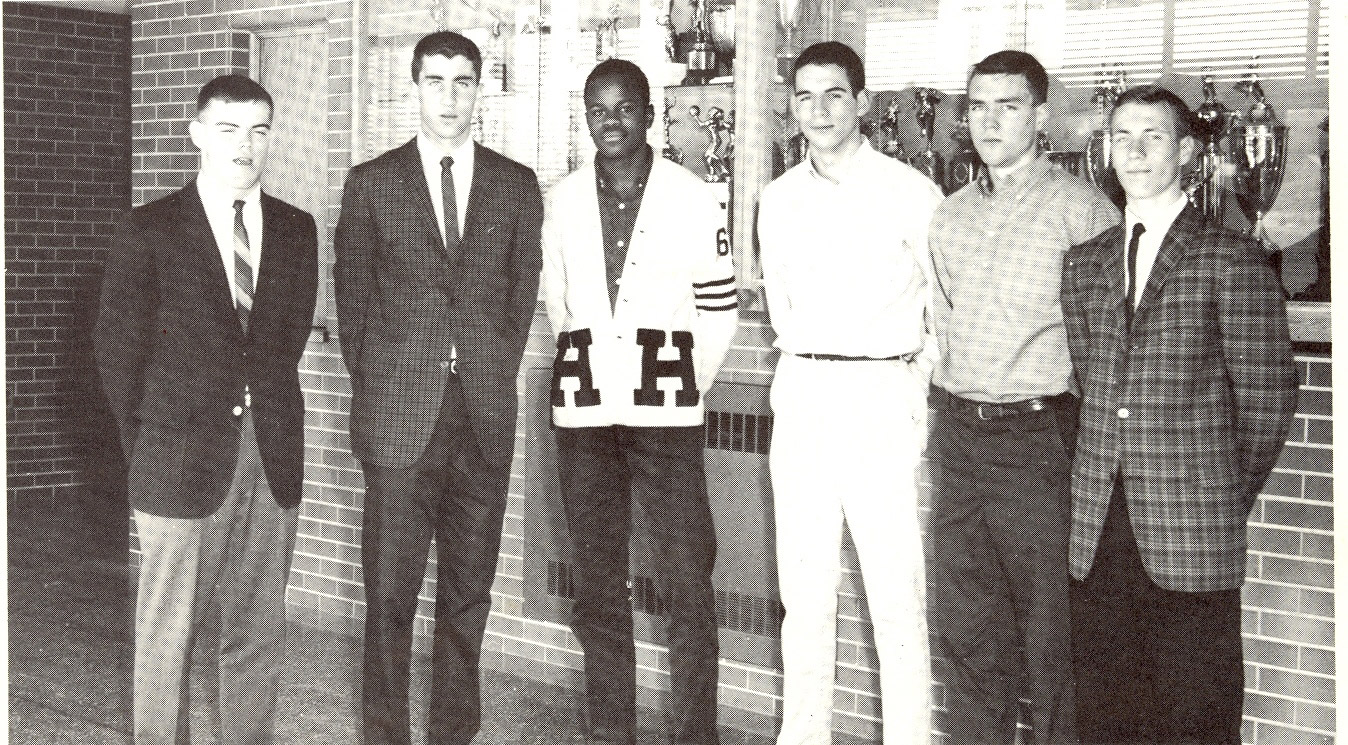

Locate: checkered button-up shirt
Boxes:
[930,155,1119,402]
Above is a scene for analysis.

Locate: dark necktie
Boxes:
[1125,222,1145,329]
[233,199,252,331]
[441,155,460,251]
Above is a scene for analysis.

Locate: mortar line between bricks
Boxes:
[1244,716,1334,737]
[1244,660,1336,679]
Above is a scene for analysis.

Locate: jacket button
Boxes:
[1117,407,1130,419]
[233,405,244,416]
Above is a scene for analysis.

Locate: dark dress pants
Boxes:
[929,396,1078,745]
[360,373,510,745]
[555,425,720,745]
[1071,479,1244,745]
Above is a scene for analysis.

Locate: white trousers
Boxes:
[769,354,931,745]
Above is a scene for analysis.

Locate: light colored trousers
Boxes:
[769,354,931,745]
[132,413,299,745]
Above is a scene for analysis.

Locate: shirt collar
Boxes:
[417,132,475,173]
[196,177,260,211]
[595,145,654,195]
[1125,191,1188,237]
[978,152,1052,198]
[805,137,872,185]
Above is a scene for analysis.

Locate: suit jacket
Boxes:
[334,138,544,470]
[94,182,319,519]
[1062,204,1297,592]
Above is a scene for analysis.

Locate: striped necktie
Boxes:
[233,199,253,331]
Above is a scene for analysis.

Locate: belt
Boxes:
[794,351,916,362]
[939,388,1076,420]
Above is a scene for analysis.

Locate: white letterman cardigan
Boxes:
[542,157,739,428]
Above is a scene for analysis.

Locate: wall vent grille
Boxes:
[704,410,772,454]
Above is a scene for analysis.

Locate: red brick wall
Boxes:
[4,3,132,512]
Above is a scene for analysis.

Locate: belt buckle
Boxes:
[976,403,999,420]
[450,358,457,375]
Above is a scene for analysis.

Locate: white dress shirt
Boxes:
[417,132,475,246]
[1125,191,1188,309]
[197,178,261,304]
[758,139,945,363]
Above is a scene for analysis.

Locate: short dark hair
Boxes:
[196,74,273,117]
[1111,84,1198,141]
[793,41,865,95]
[412,31,482,82]
[584,58,650,107]
[968,50,1048,106]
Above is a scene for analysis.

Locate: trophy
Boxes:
[662,102,683,164]
[787,130,808,168]
[708,0,735,74]
[686,0,716,84]
[1189,67,1238,219]
[1084,67,1123,188]
[722,109,736,176]
[946,105,981,192]
[776,0,801,80]
[773,104,808,172]
[1043,132,1084,178]
[689,105,730,181]
[1229,57,1289,289]
[1085,65,1125,205]
[596,1,620,60]
[660,0,678,63]
[879,96,905,159]
[908,88,945,191]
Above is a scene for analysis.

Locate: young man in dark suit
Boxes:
[1062,84,1298,745]
[334,30,544,745]
[94,74,318,745]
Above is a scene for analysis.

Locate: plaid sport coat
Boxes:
[334,139,543,470]
[1062,205,1297,592]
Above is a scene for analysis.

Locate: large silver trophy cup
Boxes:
[1230,124,1288,255]
[1228,58,1289,293]
[1085,66,1125,203]
[1189,68,1237,220]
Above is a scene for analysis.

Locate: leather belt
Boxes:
[939,388,1076,420]
[794,352,916,362]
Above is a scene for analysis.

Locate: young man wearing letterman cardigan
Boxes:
[542,59,738,745]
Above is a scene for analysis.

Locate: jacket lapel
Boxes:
[395,138,444,250]
[181,181,243,339]
[1092,223,1127,333]
[250,193,293,336]
[1135,204,1201,318]
[462,143,489,244]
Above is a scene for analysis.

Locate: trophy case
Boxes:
[720,0,1330,304]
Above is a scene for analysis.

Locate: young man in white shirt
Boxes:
[542,58,738,745]
[757,41,944,745]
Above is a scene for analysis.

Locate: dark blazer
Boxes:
[334,139,543,470]
[1062,205,1297,592]
[94,182,319,519]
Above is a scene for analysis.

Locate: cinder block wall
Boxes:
[126,1,1334,742]
[4,3,132,517]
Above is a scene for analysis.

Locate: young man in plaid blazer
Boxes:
[1061,85,1298,745]
[334,31,543,745]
